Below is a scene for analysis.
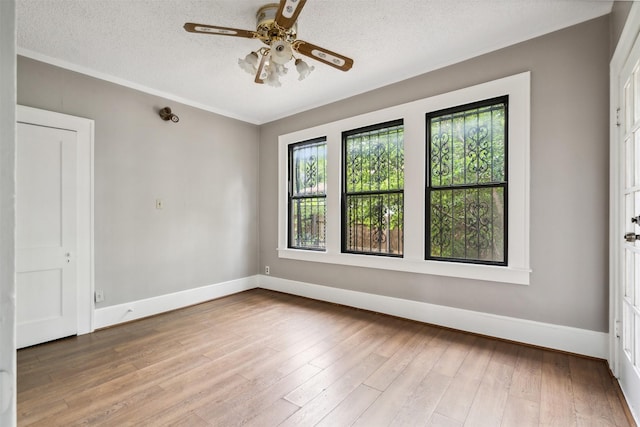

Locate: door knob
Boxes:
[632,216,640,224]
[624,232,640,242]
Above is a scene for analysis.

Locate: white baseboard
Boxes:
[258,275,609,359]
[94,276,258,329]
[92,274,609,359]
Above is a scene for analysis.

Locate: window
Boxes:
[426,97,508,265]
[278,72,530,284]
[288,138,327,250]
[342,120,404,256]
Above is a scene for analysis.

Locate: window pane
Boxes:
[291,197,326,250]
[292,141,326,197]
[343,120,404,256]
[289,139,327,250]
[345,192,403,255]
[427,97,507,265]
[430,102,506,187]
[345,123,404,193]
[429,186,505,263]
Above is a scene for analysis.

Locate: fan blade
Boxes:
[254,51,269,84]
[295,41,353,72]
[275,0,307,30]
[184,23,257,39]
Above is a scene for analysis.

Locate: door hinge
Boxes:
[616,108,621,127]
[615,319,621,338]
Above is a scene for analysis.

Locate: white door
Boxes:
[619,26,640,422]
[16,122,78,348]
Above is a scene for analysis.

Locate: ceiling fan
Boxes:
[184,0,354,86]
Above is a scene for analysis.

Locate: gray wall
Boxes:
[259,16,610,332]
[17,57,260,307]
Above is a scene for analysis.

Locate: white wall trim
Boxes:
[93,274,607,358]
[94,276,258,329]
[17,48,261,125]
[259,275,609,359]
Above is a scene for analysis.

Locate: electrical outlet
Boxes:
[265,265,270,275]
[95,289,105,303]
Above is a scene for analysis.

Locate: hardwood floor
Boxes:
[17,289,633,426]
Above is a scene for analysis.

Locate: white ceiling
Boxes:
[17,0,612,125]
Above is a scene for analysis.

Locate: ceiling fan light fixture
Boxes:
[274,63,288,76]
[270,40,293,65]
[295,58,314,80]
[184,0,353,86]
[238,51,259,74]
[265,68,282,87]
[256,4,297,40]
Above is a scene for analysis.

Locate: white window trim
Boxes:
[278,72,531,285]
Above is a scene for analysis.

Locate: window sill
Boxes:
[277,248,531,285]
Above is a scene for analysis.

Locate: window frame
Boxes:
[277,72,531,285]
[288,137,328,251]
[425,96,509,266]
[342,119,405,257]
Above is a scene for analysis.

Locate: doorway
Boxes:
[16,105,94,348]
[611,3,640,423]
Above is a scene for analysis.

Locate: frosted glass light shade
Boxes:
[295,58,314,80]
[238,51,259,74]
[270,40,293,65]
[265,69,282,87]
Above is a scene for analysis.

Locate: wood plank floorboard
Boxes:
[17,289,634,426]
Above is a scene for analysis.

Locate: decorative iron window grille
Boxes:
[342,120,404,256]
[289,138,327,250]
[426,96,508,265]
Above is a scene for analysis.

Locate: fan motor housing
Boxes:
[256,3,297,44]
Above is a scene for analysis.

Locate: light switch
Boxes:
[155,199,163,209]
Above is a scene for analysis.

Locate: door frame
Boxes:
[610,4,640,423]
[17,105,95,336]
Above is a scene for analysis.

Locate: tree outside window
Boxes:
[289,138,327,250]
[426,96,508,265]
[342,120,404,256]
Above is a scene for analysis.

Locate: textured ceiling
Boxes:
[17,0,612,124]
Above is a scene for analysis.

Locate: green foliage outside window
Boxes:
[343,120,404,255]
[289,139,327,250]
[427,97,507,264]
